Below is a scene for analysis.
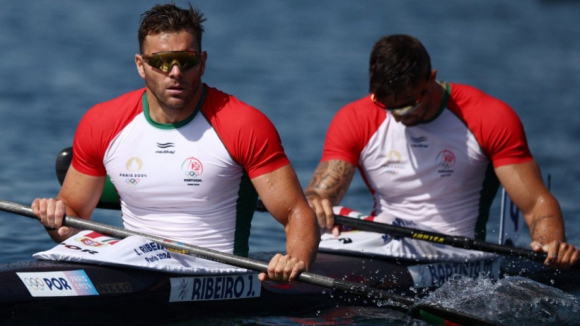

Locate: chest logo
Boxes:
[156,142,176,154]
[383,150,404,175]
[126,157,143,171]
[386,150,402,164]
[182,157,204,186]
[436,149,455,177]
[410,136,429,148]
[120,157,147,185]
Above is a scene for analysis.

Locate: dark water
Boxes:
[1,0,580,324]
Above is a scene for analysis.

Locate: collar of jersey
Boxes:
[419,81,450,124]
[142,85,206,130]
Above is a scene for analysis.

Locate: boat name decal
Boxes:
[169,274,261,302]
[407,259,500,288]
[16,270,99,297]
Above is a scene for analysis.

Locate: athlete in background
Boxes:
[32,3,319,283]
[306,34,577,268]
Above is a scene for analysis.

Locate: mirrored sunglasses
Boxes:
[388,103,423,116]
[373,89,427,116]
[142,51,201,72]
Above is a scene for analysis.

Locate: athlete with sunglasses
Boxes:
[306,34,578,269]
[31,3,319,283]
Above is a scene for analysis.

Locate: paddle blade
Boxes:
[55,146,121,210]
[55,147,73,186]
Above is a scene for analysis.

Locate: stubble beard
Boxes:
[147,79,200,113]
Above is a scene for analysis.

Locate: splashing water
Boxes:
[419,275,580,325]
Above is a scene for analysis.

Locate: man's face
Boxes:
[373,79,431,127]
[136,30,207,113]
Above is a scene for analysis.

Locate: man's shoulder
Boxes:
[446,82,530,161]
[333,95,386,124]
[342,95,375,110]
[449,83,507,106]
[202,85,270,123]
[448,82,513,118]
[92,88,146,110]
[79,88,145,130]
[204,85,255,110]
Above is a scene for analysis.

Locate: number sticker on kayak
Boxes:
[169,273,261,302]
[16,270,99,297]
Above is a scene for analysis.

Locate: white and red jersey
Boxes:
[321,82,532,239]
[71,85,289,256]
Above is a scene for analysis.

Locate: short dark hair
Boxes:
[138,2,206,53]
[369,35,431,100]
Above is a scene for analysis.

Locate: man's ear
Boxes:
[429,69,438,83]
[135,54,146,79]
[199,51,208,77]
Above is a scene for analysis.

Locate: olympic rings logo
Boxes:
[23,277,45,290]
[184,171,197,177]
[126,178,140,185]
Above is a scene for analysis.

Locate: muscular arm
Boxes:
[496,160,578,268]
[32,166,106,243]
[304,159,356,233]
[252,165,319,281]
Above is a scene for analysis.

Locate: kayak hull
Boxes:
[0,252,415,325]
[1,251,578,325]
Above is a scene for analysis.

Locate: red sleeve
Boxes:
[447,83,532,168]
[72,89,145,176]
[202,86,289,179]
[72,108,107,177]
[322,96,386,167]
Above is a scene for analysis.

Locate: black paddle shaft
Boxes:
[256,199,549,263]
[333,215,549,262]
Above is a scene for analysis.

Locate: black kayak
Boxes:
[0,251,420,325]
[2,246,577,326]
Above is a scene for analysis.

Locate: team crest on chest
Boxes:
[436,149,455,177]
[182,157,204,187]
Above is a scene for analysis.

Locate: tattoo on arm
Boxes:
[306,160,355,205]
